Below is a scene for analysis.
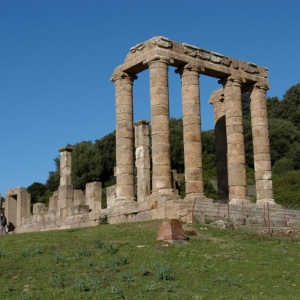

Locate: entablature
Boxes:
[111,36,269,88]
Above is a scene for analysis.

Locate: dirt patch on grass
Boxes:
[256,227,300,240]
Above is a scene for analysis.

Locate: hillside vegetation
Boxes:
[1,221,300,299]
[27,83,300,208]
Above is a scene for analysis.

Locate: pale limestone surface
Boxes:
[134,120,151,202]
[177,65,203,195]
[5,187,30,228]
[111,36,273,206]
[6,146,103,233]
[111,73,136,204]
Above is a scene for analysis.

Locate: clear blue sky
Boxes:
[1,0,299,197]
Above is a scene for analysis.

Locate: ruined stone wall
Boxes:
[14,181,103,233]
[192,200,300,228]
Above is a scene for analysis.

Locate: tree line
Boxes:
[28,83,300,208]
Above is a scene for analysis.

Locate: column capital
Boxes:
[252,79,270,91]
[175,63,205,75]
[218,73,246,87]
[208,89,224,106]
[110,71,137,82]
[58,145,74,153]
[143,55,174,66]
[134,120,150,127]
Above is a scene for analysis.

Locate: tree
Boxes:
[267,83,300,130]
[170,118,184,173]
[272,158,294,175]
[45,170,60,192]
[94,132,116,185]
[27,182,47,205]
[268,118,299,164]
[72,141,97,190]
[242,92,251,117]
[273,171,300,208]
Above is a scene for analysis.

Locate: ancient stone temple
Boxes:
[110,36,274,207]
[7,36,296,234]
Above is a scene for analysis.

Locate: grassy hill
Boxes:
[1,221,300,299]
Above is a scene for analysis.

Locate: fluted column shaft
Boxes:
[223,76,248,203]
[112,72,136,203]
[178,65,203,196]
[147,57,172,193]
[250,83,275,204]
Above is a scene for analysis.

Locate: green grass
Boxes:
[0,221,300,299]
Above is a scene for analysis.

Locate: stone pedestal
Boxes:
[157,219,186,242]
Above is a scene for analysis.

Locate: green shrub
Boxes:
[272,158,294,175]
[273,170,300,208]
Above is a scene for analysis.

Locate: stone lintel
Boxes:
[112,37,268,83]
[5,186,27,197]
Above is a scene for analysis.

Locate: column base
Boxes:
[152,189,174,196]
[114,196,136,206]
[185,193,206,201]
[256,199,278,206]
[229,197,251,204]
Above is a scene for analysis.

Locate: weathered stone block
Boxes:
[33,203,46,214]
[74,189,85,206]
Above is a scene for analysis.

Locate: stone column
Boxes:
[59,146,73,186]
[222,75,249,203]
[111,72,136,203]
[209,89,229,202]
[177,65,204,198]
[58,146,74,210]
[146,56,173,194]
[134,120,151,201]
[250,82,275,204]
